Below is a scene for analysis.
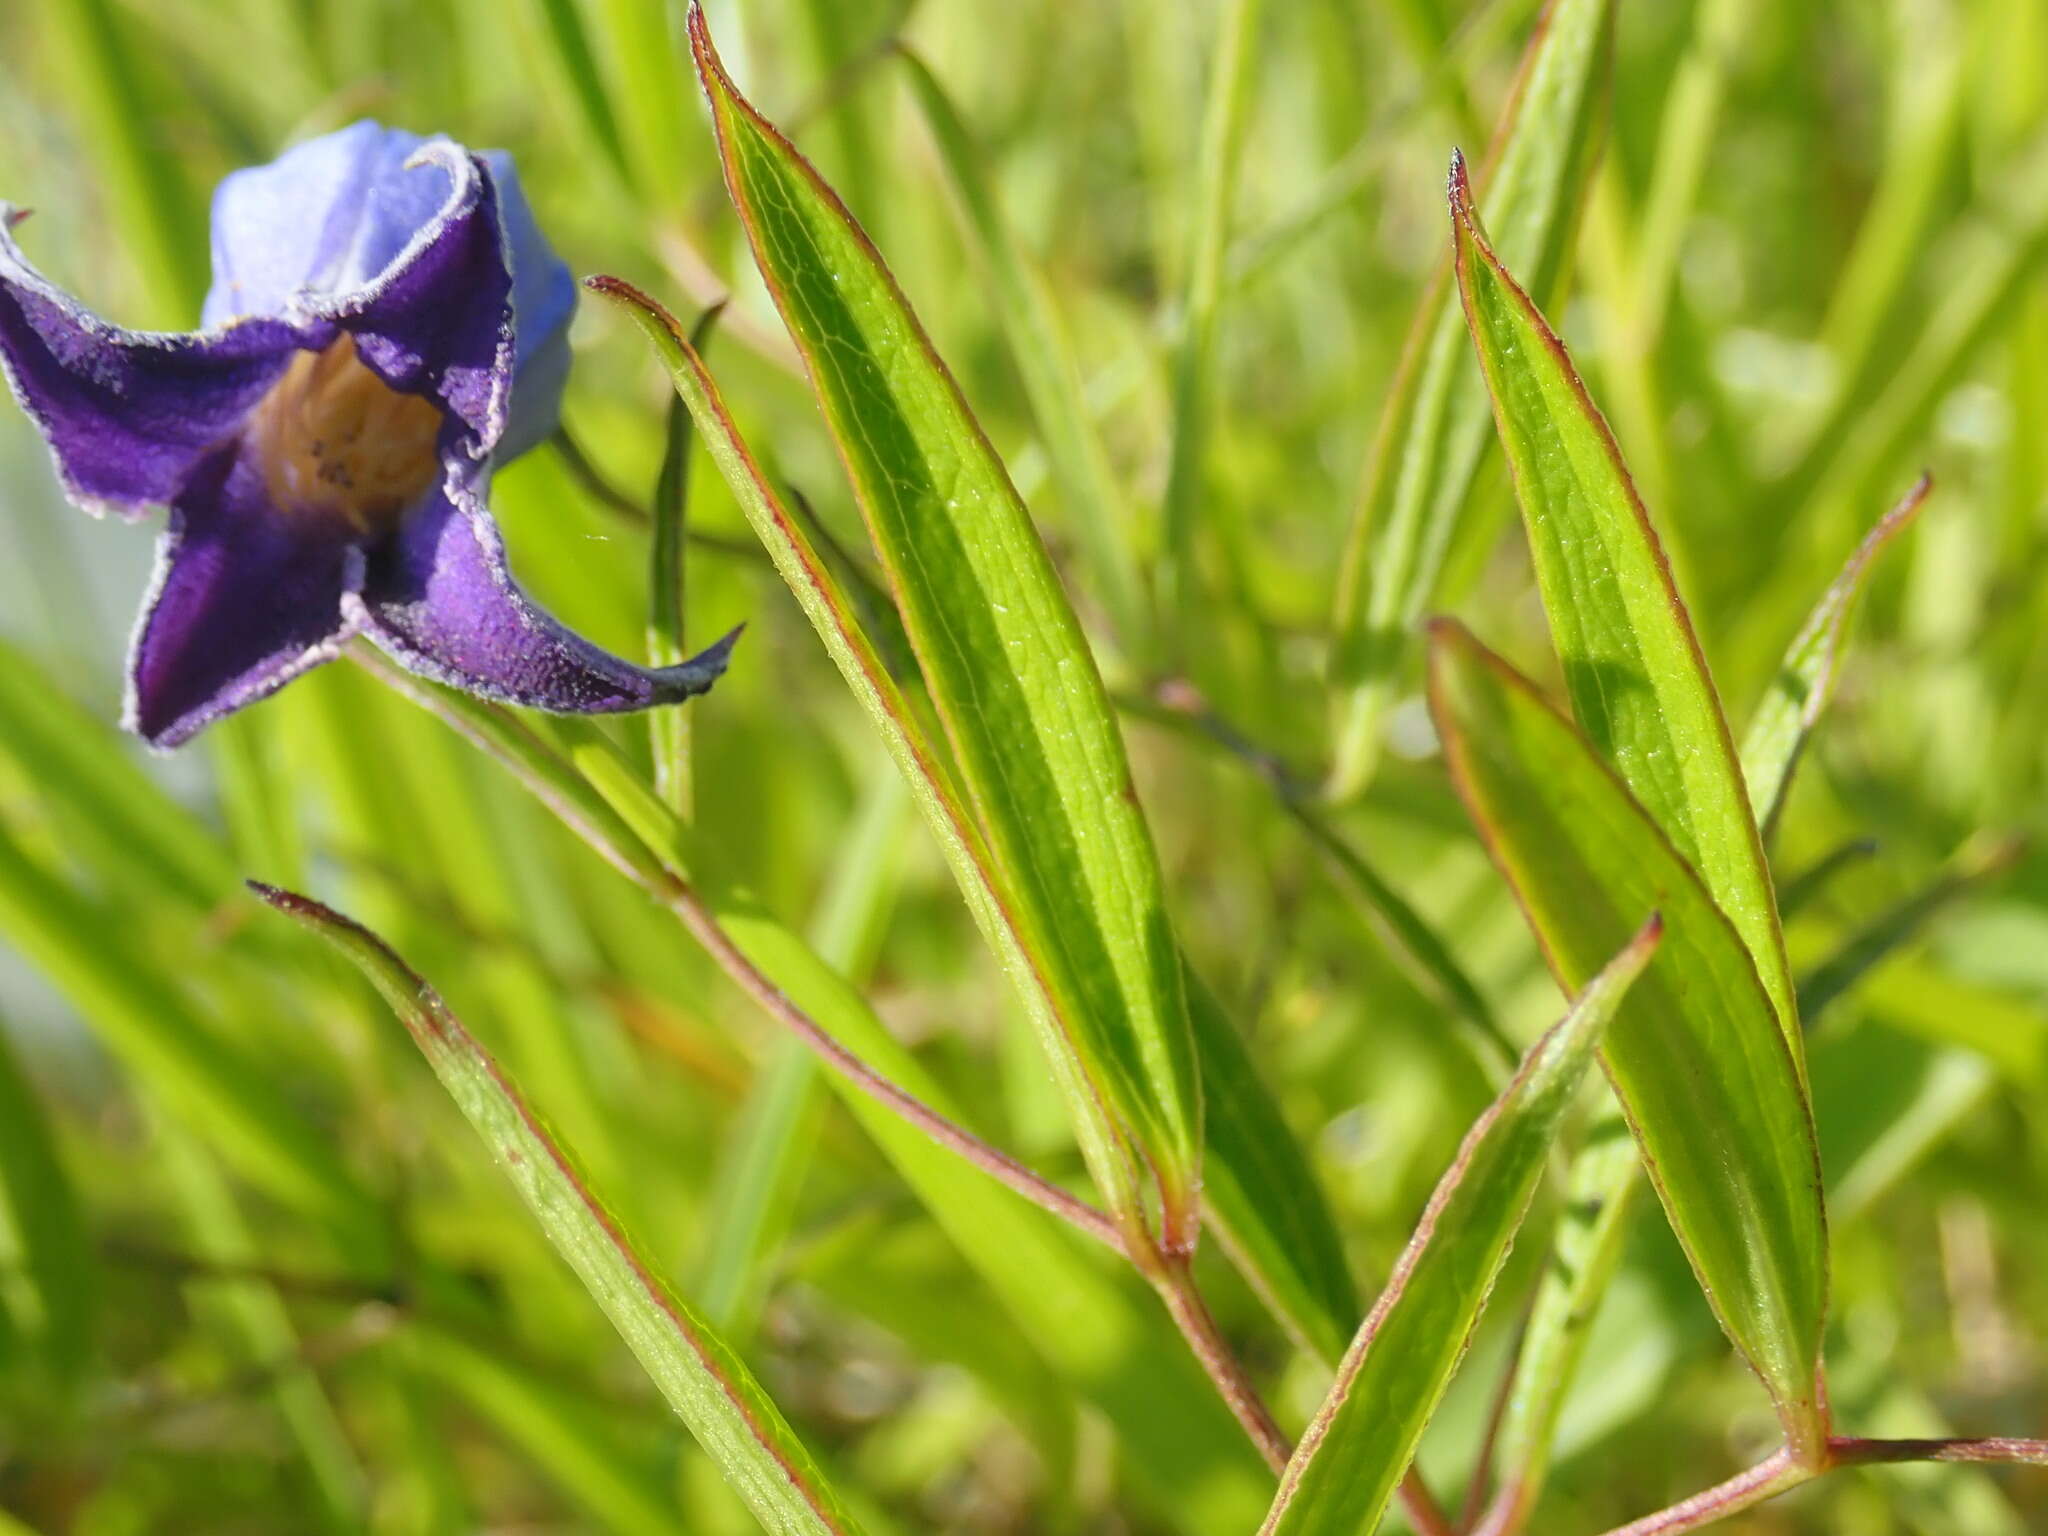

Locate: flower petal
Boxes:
[127,440,361,747]
[205,124,575,465]
[356,474,737,713]
[0,212,311,516]
[308,143,513,456]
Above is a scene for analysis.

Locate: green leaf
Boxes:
[1741,475,1929,840]
[1477,1117,1641,1535]
[254,884,869,1536]
[1261,915,1662,1536]
[364,675,1272,1533]
[898,48,1147,655]
[600,280,1353,1375]
[1326,0,1614,799]
[1427,622,1828,1458]
[685,6,1201,1238]
[1449,155,1801,1066]
[1184,970,1358,1364]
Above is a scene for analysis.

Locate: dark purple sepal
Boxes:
[0,210,315,517]
[356,473,739,713]
[299,145,515,461]
[126,440,362,748]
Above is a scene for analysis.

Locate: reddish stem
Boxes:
[1147,1258,1294,1475]
[659,876,1127,1253]
[1591,1448,1808,1536]
[1591,1435,2048,1536]
[1828,1436,2048,1467]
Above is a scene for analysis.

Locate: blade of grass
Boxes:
[593,0,695,209]
[1116,687,1512,1073]
[0,1012,94,1394]
[254,884,870,1536]
[898,47,1149,657]
[38,0,207,324]
[1261,917,1662,1536]
[1157,0,1263,659]
[685,6,1202,1244]
[0,639,237,914]
[1472,1117,1640,1536]
[409,1322,683,1536]
[649,303,726,820]
[1741,476,1929,841]
[1449,153,1801,1064]
[520,0,635,192]
[1799,834,2024,1026]
[694,765,909,1336]
[1744,127,2048,628]
[156,1119,365,1532]
[1427,621,1829,1462]
[1326,0,1614,800]
[0,824,379,1246]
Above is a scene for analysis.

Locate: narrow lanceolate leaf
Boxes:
[598,281,1350,1361]
[899,49,1148,656]
[1741,475,1930,840]
[1449,157,1801,1065]
[1427,624,1828,1461]
[254,886,867,1536]
[1262,917,1662,1536]
[688,6,1200,1239]
[1326,0,1613,800]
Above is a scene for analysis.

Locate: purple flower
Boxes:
[0,121,734,747]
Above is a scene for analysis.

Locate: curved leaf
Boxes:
[1741,474,1929,840]
[684,5,1201,1242]
[1261,916,1662,1536]
[1449,155,1800,1066]
[598,278,1354,1367]
[1426,622,1828,1460]
[255,885,868,1536]
[1327,0,1614,798]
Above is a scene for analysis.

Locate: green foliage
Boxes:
[0,0,2045,1532]
[1262,917,1660,1536]
[259,884,870,1536]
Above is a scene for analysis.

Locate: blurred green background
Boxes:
[0,0,2044,1530]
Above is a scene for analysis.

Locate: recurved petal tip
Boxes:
[654,623,744,702]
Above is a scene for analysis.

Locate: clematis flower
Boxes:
[0,121,734,747]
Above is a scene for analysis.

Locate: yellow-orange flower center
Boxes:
[248,335,444,533]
